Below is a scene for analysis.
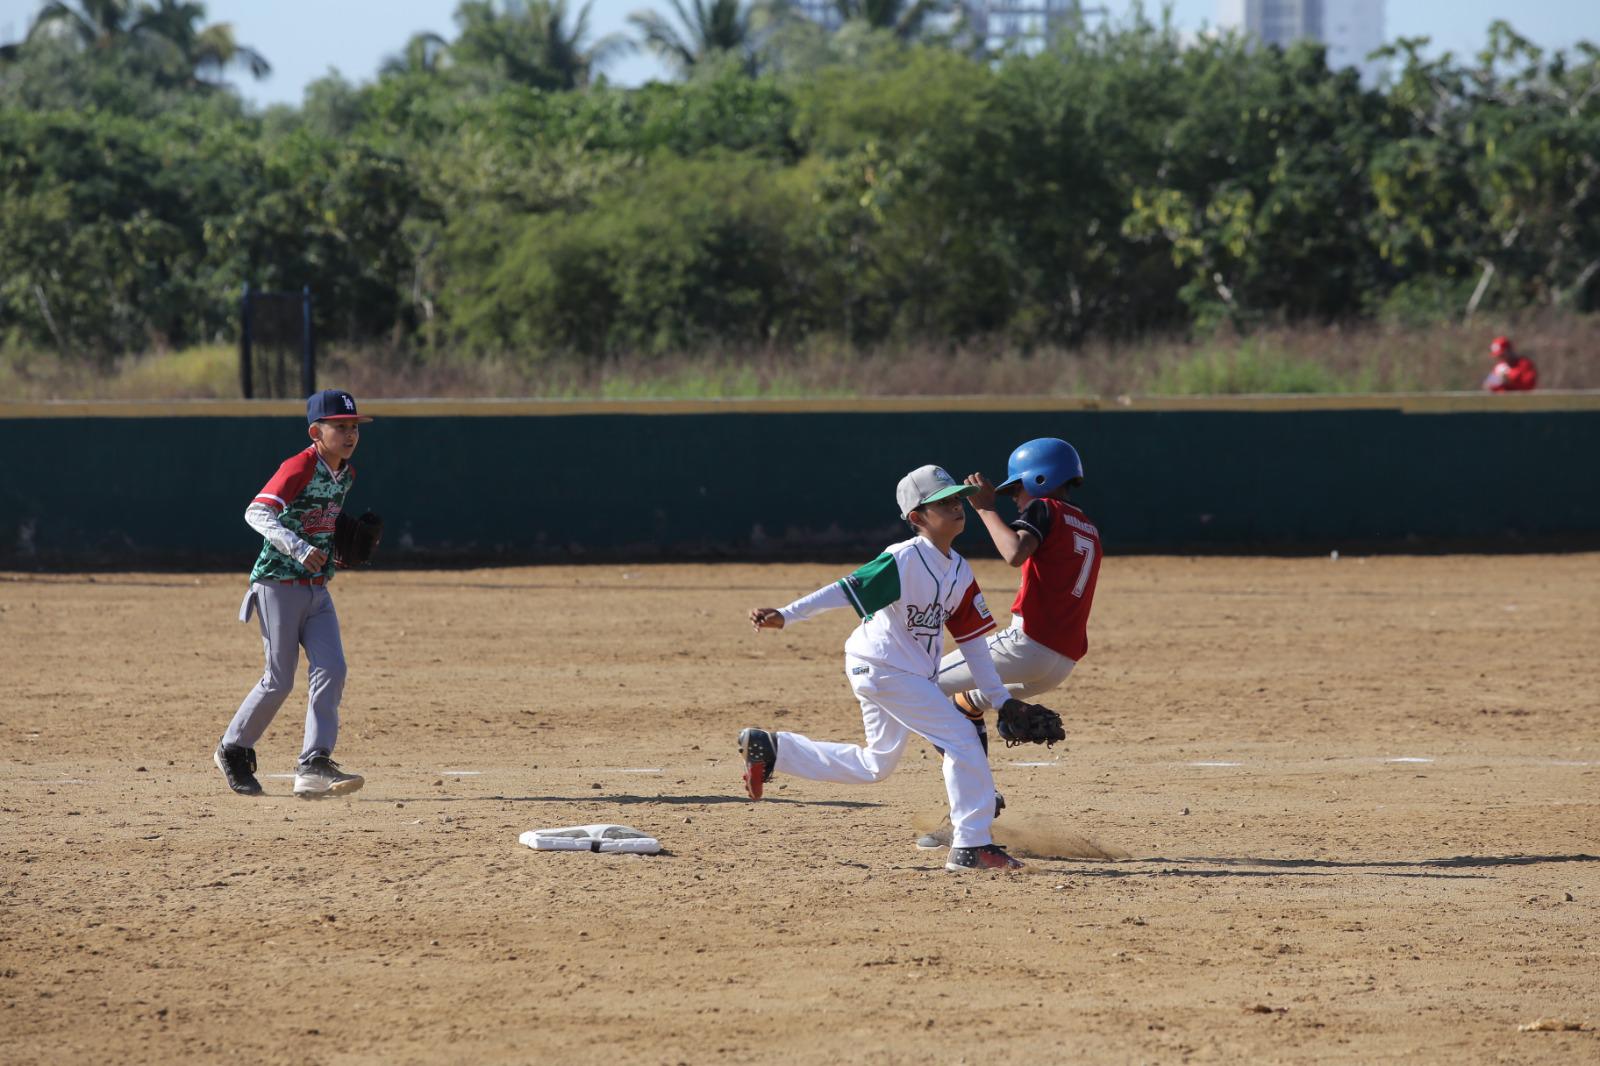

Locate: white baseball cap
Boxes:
[896,465,976,520]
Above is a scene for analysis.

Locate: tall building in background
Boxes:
[788,1,1100,51]
[1321,0,1384,80]
[1217,0,1386,83]
[965,2,1093,52]
[789,1,845,32]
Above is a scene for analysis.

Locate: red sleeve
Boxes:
[946,578,997,644]
[253,449,317,512]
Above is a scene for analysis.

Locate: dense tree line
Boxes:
[1,1,1597,362]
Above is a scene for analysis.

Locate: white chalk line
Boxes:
[265,770,485,778]
[258,769,486,779]
[10,754,1596,788]
[1173,757,1596,770]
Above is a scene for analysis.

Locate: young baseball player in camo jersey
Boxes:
[213,389,371,799]
[741,465,1026,872]
[916,437,1102,849]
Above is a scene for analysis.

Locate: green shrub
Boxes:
[1151,341,1351,395]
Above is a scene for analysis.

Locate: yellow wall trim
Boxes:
[3,392,1599,419]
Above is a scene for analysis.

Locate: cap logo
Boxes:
[342,395,355,410]
[897,463,965,519]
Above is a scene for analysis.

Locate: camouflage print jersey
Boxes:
[248,446,353,583]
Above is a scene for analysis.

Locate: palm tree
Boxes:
[27,0,269,84]
[452,0,628,90]
[828,0,948,40]
[26,0,139,50]
[381,31,451,77]
[133,0,271,83]
[629,0,754,77]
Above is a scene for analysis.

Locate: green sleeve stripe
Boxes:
[841,552,900,618]
[837,577,869,619]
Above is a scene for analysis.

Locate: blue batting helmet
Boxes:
[996,438,1084,496]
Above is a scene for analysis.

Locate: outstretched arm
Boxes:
[965,474,1039,567]
[750,552,900,633]
[748,582,851,633]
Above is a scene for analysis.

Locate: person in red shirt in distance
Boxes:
[1483,336,1538,392]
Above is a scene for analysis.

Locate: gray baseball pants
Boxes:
[934,620,1076,712]
[222,582,346,763]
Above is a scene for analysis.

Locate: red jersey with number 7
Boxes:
[1008,497,1102,661]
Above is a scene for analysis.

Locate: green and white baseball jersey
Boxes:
[836,536,996,677]
[248,446,353,583]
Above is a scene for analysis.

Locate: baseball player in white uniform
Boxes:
[741,465,1025,872]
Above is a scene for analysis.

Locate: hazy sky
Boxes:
[2,1,1597,108]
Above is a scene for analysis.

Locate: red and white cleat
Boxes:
[737,727,777,800]
[945,844,1024,872]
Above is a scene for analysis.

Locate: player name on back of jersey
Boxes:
[1060,511,1098,538]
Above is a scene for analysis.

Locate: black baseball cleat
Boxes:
[214,743,263,796]
[738,727,777,800]
[945,844,1024,872]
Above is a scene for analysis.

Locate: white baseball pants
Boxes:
[774,657,998,849]
[222,582,347,763]
[934,621,1076,712]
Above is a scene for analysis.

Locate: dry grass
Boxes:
[0,344,238,401]
[5,313,1598,400]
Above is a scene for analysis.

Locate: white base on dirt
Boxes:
[519,824,661,854]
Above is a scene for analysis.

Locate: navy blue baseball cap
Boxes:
[306,389,373,424]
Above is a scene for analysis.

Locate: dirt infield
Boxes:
[2,556,1597,1065]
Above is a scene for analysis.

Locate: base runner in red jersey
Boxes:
[935,437,1101,718]
[911,439,1101,848]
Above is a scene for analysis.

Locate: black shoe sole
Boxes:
[738,728,776,800]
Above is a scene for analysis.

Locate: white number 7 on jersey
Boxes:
[1071,532,1096,598]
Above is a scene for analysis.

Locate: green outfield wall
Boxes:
[2,394,1598,568]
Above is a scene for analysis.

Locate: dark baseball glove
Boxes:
[996,698,1066,748]
[333,510,383,568]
